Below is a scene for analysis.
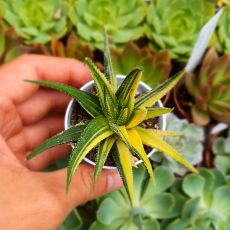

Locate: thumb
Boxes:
[48,164,123,211]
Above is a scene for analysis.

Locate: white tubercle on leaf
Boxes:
[185,8,225,73]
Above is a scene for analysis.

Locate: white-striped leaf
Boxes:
[25,80,101,117]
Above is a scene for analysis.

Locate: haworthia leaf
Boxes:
[67,116,114,191]
[136,127,198,173]
[151,130,183,137]
[27,124,87,160]
[25,80,102,117]
[116,68,142,118]
[126,107,147,129]
[93,136,116,182]
[113,140,134,206]
[145,107,173,120]
[116,107,128,125]
[127,128,155,186]
[135,70,185,109]
[104,30,117,91]
[85,58,117,120]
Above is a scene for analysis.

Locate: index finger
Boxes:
[0,55,91,104]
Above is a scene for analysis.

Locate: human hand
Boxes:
[0,55,122,230]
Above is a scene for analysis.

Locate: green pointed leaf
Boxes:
[145,107,173,120]
[116,68,142,118]
[112,141,134,206]
[135,70,185,108]
[85,58,117,120]
[94,136,116,182]
[67,116,114,191]
[27,124,87,160]
[25,80,101,117]
[136,127,198,174]
[126,107,147,129]
[104,31,117,91]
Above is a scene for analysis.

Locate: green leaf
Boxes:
[135,70,185,108]
[94,136,116,182]
[116,68,142,118]
[27,124,87,160]
[67,116,113,191]
[145,107,173,120]
[25,80,101,117]
[85,58,117,120]
[136,127,198,173]
[113,140,134,206]
[126,107,147,129]
[104,30,117,91]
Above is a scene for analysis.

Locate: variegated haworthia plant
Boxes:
[26,33,197,205]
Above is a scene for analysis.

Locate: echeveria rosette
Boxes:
[217,7,230,54]
[166,169,230,230]
[212,129,230,176]
[3,0,68,44]
[69,0,146,50]
[185,47,230,125]
[111,42,172,89]
[152,114,204,176]
[90,166,184,230]
[146,0,215,62]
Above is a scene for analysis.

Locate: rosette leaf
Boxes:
[146,0,215,62]
[69,0,146,50]
[2,0,68,44]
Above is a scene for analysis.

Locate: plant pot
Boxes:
[64,75,166,169]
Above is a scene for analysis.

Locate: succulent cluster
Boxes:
[111,42,172,89]
[167,169,230,229]
[152,114,204,176]
[185,47,230,125]
[2,0,67,44]
[217,6,230,54]
[213,129,230,176]
[27,34,196,205]
[146,0,215,62]
[91,166,182,230]
[69,0,146,50]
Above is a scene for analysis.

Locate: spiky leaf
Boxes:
[25,80,101,117]
[27,124,87,160]
[145,107,173,120]
[126,107,147,129]
[67,116,113,191]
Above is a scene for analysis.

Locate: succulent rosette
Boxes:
[69,0,146,50]
[185,47,230,125]
[146,0,215,62]
[2,0,67,44]
[217,6,230,54]
[166,169,230,230]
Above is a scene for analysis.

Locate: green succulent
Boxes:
[69,0,146,50]
[166,168,230,230]
[212,129,230,176]
[152,114,204,176]
[2,0,67,44]
[26,33,197,206]
[217,7,230,54]
[146,0,215,62]
[185,47,230,125]
[90,166,184,230]
[0,20,32,64]
[111,42,172,89]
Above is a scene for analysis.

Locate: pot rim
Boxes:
[64,75,166,170]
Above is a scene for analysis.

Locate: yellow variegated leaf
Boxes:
[116,140,134,206]
[116,108,129,125]
[136,127,198,173]
[135,70,185,108]
[145,107,173,120]
[67,116,114,191]
[127,128,155,185]
[109,123,130,142]
[94,136,116,182]
[151,130,183,137]
[126,107,147,129]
